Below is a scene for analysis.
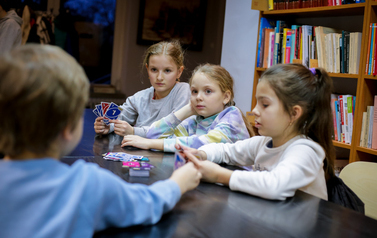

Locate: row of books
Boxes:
[360,96,377,149]
[269,0,364,10]
[365,23,377,76]
[331,94,356,144]
[257,18,362,74]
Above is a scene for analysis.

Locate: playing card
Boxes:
[105,102,121,120]
[93,108,100,117]
[101,102,110,116]
[174,151,186,170]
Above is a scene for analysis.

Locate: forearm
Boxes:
[173,104,194,121]
[148,139,164,151]
[216,167,233,186]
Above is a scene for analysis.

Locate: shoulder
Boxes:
[172,82,190,93]
[128,86,154,101]
[286,136,325,158]
[216,106,243,121]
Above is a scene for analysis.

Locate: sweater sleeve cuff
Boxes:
[150,179,182,205]
[163,138,178,152]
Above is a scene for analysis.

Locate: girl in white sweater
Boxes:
[180,64,336,201]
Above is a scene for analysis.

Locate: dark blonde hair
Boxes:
[143,40,184,81]
[260,63,335,179]
[189,64,255,137]
[0,44,89,157]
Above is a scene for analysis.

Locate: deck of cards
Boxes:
[93,102,122,125]
[174,151,187,170]
[122,161,155,177]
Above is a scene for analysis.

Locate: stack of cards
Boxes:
[122,161,155,177]
[102,152,149,162]
[93,102,122,125]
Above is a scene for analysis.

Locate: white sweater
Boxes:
[198,135,327,200]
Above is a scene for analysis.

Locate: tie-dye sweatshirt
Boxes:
[146,106,250,152]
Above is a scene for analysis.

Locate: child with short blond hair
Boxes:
[0,44,201,238]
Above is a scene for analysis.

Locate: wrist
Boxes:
[216,167,232,186]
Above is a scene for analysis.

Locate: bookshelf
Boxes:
[251,1,377,166]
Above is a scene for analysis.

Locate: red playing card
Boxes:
[101,102,110,116]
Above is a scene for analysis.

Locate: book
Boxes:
[365,23,373,74]
[365,106,372,147]
[360,111,368,146]
[347,95,354,143]
[315,26,342,69]
[372,96,377,149]
[285,30,292,64]
[335,100,342,141]
[257,18,275,68]
[331,97,338,141]
[268,32,275,68]
[263,28,274,68]
[368,106,374,148]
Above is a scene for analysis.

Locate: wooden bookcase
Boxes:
[251,1,377,165]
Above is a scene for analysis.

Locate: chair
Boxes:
[339,161,377,220]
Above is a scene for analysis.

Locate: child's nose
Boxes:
[251,107,259,116]
[157,71,163,80]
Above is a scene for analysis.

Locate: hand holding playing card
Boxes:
[94,117,110,134]
[93,102,122,132]
[111,120,134,136]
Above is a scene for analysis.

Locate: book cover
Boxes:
[339,36,343,74]
[373,30,377,76]
[372,96,377,149]
[355,32,362,74]
[290,25,298,62]
[274,32,280,65]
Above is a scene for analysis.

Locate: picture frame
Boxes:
[137,0,207,51]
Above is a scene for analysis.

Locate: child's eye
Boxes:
[262,104,268,108]
[205,89,212,94]
[192,90,198,94]
[151,68,157,72]
[165,69,171,73]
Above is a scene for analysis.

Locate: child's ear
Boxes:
[178,66,184,78]
[223,90,231,105]
[145,64,149,70]
[291,105,303,122]
[61,124,74,141]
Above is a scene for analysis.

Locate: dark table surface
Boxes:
[61,109,377,238]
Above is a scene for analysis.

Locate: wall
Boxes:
[112,0,226,97]
[220,0,259,113]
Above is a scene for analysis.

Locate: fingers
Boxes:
[184,151,201,167]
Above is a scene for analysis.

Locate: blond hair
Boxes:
[189,64,255,137]
[0,44,89,157]
[143,40,184,81]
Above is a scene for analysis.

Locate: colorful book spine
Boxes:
[285,30,292,64]
[365,23,373,74]
[372,96,377,149]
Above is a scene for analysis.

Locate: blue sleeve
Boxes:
[85,165,181,230]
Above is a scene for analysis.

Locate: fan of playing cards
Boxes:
[93,102,122,125]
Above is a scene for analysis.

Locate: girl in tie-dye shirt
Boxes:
[121,64,254,152]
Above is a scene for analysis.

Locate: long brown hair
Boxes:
[260,63,335,179]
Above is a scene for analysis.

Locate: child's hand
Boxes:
[122,135,150,150]
[175,144,207,161]
[110,119,134,136]
[169,162,201,195]
[174,103,198,121]
[184,150,232,185]
[94,117,110,134]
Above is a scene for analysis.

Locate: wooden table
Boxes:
[61,109,377,238]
